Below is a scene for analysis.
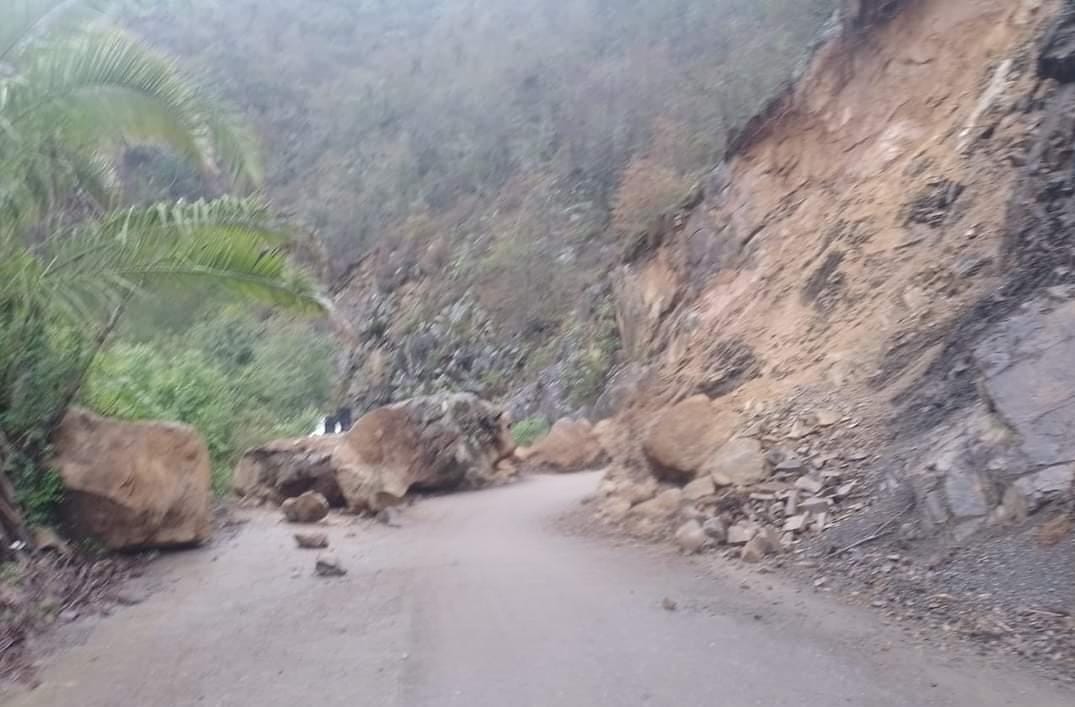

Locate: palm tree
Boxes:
[0,0,327,552]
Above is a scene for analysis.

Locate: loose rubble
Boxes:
[294,532,329,549]
[314,553,347,577]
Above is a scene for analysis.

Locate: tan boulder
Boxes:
[631,487,683,519]
[282,491,330,523]
[643,396,739,482]
[518,418,609,473]
[704,437,768,487]
[233,436,344,506]
[333,394,514,512]
[52,408,212,550]
[236,393,514,514]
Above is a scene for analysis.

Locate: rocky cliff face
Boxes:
[590,0,1074,673]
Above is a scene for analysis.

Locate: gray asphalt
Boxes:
[4,472,1072,706]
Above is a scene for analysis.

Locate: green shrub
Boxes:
[12,463,64,527]
[0,309,82,527]
[83,309,334,495]
[512,416,551,447]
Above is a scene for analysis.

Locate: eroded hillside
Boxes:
[596,0,1075,674]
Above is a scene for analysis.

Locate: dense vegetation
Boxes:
[0,0,325,549]
[85,307,334,494]
[130,0,837,336]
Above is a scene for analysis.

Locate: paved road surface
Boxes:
[4,472,1072,706]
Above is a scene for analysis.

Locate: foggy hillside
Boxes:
[130,0,835,271]
[124,0,837,412]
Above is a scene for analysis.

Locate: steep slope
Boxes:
[597,0,1075,675]
[126,0,838,416]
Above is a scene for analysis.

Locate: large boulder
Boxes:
[334,394,514,512]
[235,393,515,513]
[642,395,739,482]
[233,436,344,506]
[516,418,609,473]
[52,408,212,550]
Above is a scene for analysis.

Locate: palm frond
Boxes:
[4,26,261,193]
[30,198,325,320]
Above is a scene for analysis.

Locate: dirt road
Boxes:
[4,472,1071,706]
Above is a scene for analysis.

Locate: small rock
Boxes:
[740,537,769,563]
[59,609,80,623]
[661,597,678,612]
[702,517,728,543]
[834,482,856,499]
[944,466,990,519]
[727,521,758,545]
[784,489,800,515]
[786,419,815,440]
[783,513,810,533]
[799,497,832,513]
[315,553,347,577]
[814,511,830,530]
[794,476,824,495]
[282,491,330,524]
[377,507,401,527]
[674,520,706,554]
[632,488,684,519]
[1013,466,1074,512]
[705,437,768,486]
[741,526,780,563]
[774,456,805,472]
[682,476,716,501]
[766,447,803,472]
[294,532,330,549]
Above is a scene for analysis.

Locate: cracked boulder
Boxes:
[236,393,516,513]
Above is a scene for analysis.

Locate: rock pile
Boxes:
[595,395,873,562]
[236,393,515,514]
